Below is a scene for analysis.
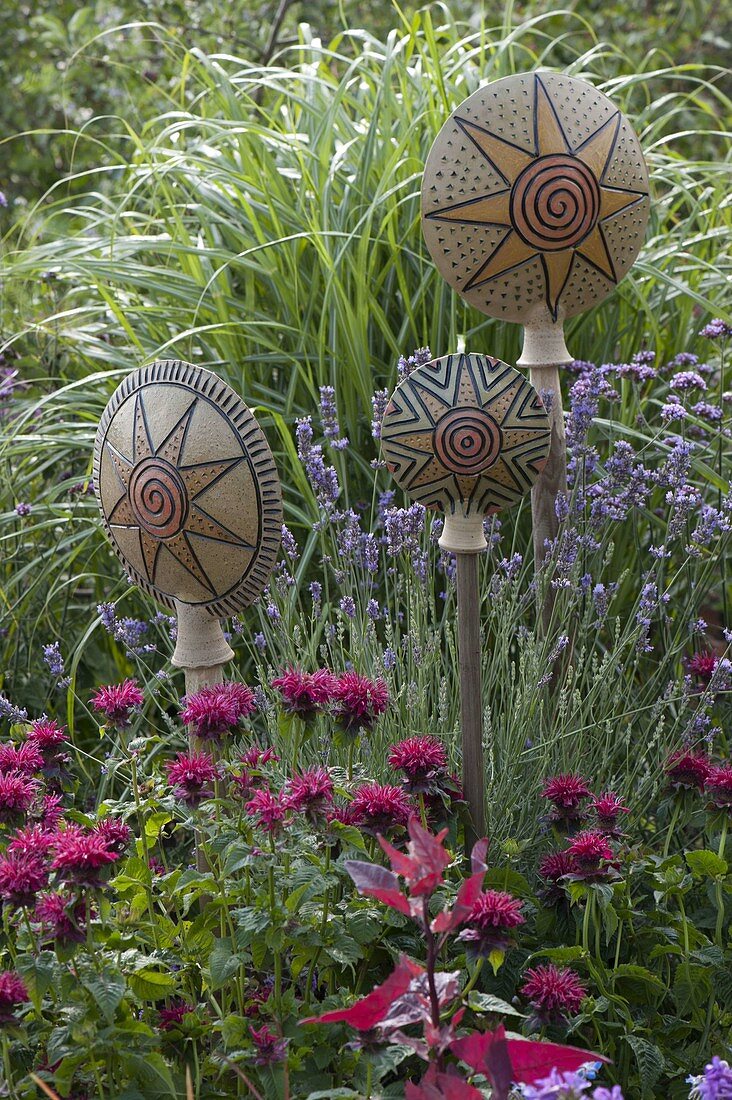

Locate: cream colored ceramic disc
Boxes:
[422,71,650,324]
[94,360,282,616]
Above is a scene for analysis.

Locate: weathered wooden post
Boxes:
[421,71,650,583]
[381,352,551,838]
[94,358,282,729]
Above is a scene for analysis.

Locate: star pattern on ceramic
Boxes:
[425,74,648,319]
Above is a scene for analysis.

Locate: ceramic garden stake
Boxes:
[381,352,551,836]
[94,358,282,702]
[421,71,650,570]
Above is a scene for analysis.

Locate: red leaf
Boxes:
[451,1025,513,1099]
[345,860,411,916]
[431,870,485,933]
[471,836,490,874]
[378,834,416,878]
[301,955,423,1029]
[378,817,452,897]
[405,1065,485,1100]
[506,1037,609,1084]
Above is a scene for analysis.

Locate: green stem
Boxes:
[718,817,728,861]
[347,738,355,782]
[663,799,682,858]
[582,892,593,955]
[2,1032,16,1099]
[460,957,484,1001]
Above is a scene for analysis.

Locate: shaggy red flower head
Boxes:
[35,891,87,943]
[565,829,614,872]
[688,651,719,683]
[40,793,64,829]
[0,772,38,824]
[250,1023,288,1066]
[158,1000,196,1031]
[541,774,591,809]
[180,681,256,739]
[0,970,29,1024]
[706,764,732,810]
[287,767,334,820]
[245,788,288,834]
[0,741,43,775]
[520,964,587,1024]
[665,749,711,792]
[349,782,411,834]
[537,850,578,905]
[459,890,525,958]
[7,824,55,860]
[0,852,49,907]
[592,792,630,835]
[165,752,220,806]
[240,746,279,769]
[388,736,448,794]
[232,746,280,798]
[27,718,68,751]
[91,678,144,728]
[271,667,338,720]
[93,818,132,855]
[51,826,122,885]
[333,672,389,733]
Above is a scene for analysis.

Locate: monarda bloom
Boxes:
[349,782,411,834]
[591,792,630,836]
[705,764,732,811]
[688,651,719,684]
[0,741,43,775]
[165,752,220,806]
[180,681,256,739]
[7,824,55,860]
[665,749,711,792]
[333,672,389,734]
[250,1023,288,1066]
[93,818,132,855]
[565,830,614,878]
[35,891,87,944]
[51,826,122,886]
[287,767,334,821]
[245,789,288,834]
[26,718,68,752]
[157,1000,196,1031]
[0,772,38,824]
[459,890,525,958]
[0,970,29,1024]
[91,678,144,728]
[387,736,448,794]
[0,852,49,907]
[271,667,337,720]
[537,850,578,906]
[520,964,587,1025]
[541,774,591,831]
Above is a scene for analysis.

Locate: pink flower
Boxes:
[40,793,64,829]
[349,782,411,833]
[565,829,614,874]
[91,679,144,728]
[688,651,719,683]
[537,850,578,905]
[158,1000,195,1031]
[180,682,256,739]
[591,792,630,835]
[0,970,29,1024]
[250,1023,288,1066]
[35,892,87,943]
[459,890,525,957]
[665,749,711,792]
[333,672,389,733]
[0,852,49,906]
[0,772,38,823]
[165,751,220,805]
[93,818,132,855]
[388,736,448,793]
[0,741,44,774]
[287,767,334,819]
[232,746,279,798]
[26,718,68,750]
[51,826,122,885]
[240,746,279,768]
[706,764,732,810]
[245,788,288,834]
[542,774,592,809]
[7,824,55,860]
[520,964,587,1024]
[271,667,338,720]
[148,856,166,876]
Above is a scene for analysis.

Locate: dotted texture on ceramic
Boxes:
[422,71,650,324]
[94,360,282,617]
[380,353,551,516]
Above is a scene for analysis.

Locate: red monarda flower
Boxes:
[165,752,220,805]
[245,788,288,834]
[27,718,68,751]
[180,682,256,739]
[349,782,411,833]
[93,818,132,855]
[158,1000,195,1031]
[51,827,122,886]
[565,829,614,870]
[40,793,64,829]
[388,736,448,794]
[35,892,87,943]
[91,678,144,728]
[539,851,578,882]
[459,890,525,958]
[250,1023,288,1066]
[0,852,49,907]
[0,772,38,824]
[591,792,630,835]
[240,746,279,768]
[0,970,29,1024]
[520,964,587,1024]
[271,667,337,720]
[287,767,334,819]
[333,672,389,733]
[665,749,711,792]
[7,824,55,860]
[541,774,591,808]
[688,651,718,683]
[706,764,732,810]
[0,741,44,775]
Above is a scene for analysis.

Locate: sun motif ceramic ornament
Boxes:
[422,71,650,337]
[380,352,551,551]
[94,360,282,622]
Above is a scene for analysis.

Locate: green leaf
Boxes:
[685,850,728,878]
[145,812,172,841]
[15,951,56,1011]
[120,1051,177,1097]
[82,966,126,1022]
[625,1035,665,1096]
[127,969,177,1001]
[612,964,666,995]
[208,937,242,990]
[530,945,588,964]
[482,869,533,897]
[467,991,524,1017]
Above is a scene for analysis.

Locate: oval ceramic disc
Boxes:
[422,71,650,324]
[380,353,551,516]
[94,360,282,617]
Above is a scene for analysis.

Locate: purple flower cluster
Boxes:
[296,416,341,514]
[319,385,348,450]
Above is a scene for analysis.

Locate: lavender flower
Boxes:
[687,1055,732,1098]
[339,596,356,619]
[319,386,348,450]
[309,581,322,614]
[699,319,732,340]
[15,502,31,517]
[281,526,299,560]
[371,388,389,440]
[254,633,266,652]
[397,346,431,382]
[296,416,340,512]
[0,696,28,724]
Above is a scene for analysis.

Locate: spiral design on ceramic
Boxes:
[129,458,187,538]
[511,154,600,252]
[433,408,502,475]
